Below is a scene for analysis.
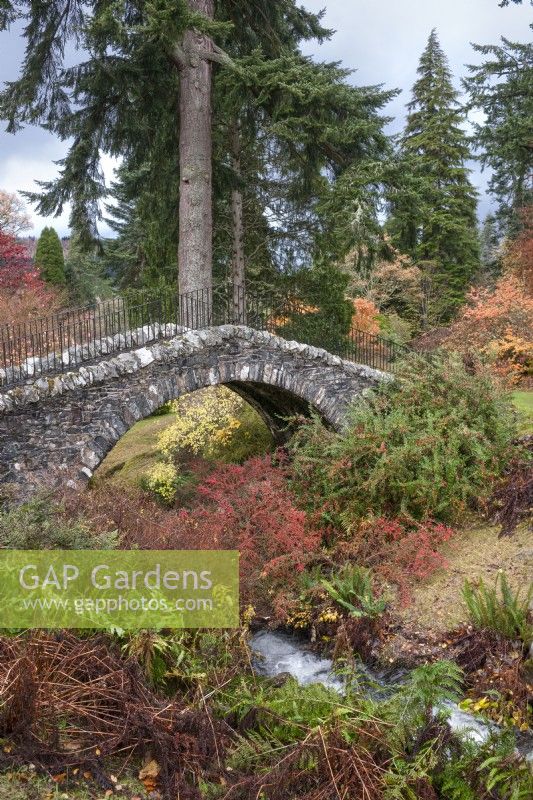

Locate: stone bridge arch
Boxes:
[0,326,388,499]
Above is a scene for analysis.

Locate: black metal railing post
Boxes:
[0,283,413,389]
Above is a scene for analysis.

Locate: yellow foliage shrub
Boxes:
[486,331,533,384]
[142,462,182,505]
[158,387,244,460]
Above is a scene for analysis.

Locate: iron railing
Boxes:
[0,284,410,388]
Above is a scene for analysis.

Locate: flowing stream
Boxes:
[250,629,533,760]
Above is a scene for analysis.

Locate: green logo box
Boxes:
[0,550,239,629]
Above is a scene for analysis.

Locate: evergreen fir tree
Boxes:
[0,0,328,295]
[387,30,479,321]
[103,53,394,292]
[277,264,354,355]
[35,227,66,286]
[463,34,533,235]
[65,235,114,305]
[0,1,392,303]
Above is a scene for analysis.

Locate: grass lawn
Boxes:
[512,390,533,434]
[92,411,178,488]
[400,522,532,632]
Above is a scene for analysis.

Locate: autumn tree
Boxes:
[0,231,32,289]
[0,231,61,324]
[442,206,532,384]
[387,30,479,322]
[347,244,423,323]
[503,205,533,293]
[0,190,31,236]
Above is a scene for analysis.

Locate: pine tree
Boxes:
[0,1,328,297]
[101,45,394,295]
[387,30,479,321]
[463,34,533,235]
[35,227,66,286]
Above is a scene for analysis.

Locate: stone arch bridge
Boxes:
[0,325,389,499]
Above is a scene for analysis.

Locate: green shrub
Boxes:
[289,353,516,523]
[275,264,354,355]
[0,495,118,550]
[151,401,176,417]
[320,565,388,618]
[141,462,191,506]
[462,572,532,645]
[216,401,273,463]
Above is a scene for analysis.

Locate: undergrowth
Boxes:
[289,353,516,524]
[462,572,533,647]
[0,495,118,550]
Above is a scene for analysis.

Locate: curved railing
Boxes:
[0,284,410,388]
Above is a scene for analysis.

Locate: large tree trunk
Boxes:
[230,121,246,324]
[177,0,214,324]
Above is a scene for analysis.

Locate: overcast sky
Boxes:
[0,0,531,237]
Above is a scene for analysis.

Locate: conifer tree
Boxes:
[104,52,394,294]
[387,30,479,321]
[0,1,327,296]
[463,34,533,235]
[35,227,66,286]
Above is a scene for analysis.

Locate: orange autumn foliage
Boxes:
[444,274,533,384]
[351,297,380,334]
[503,205,533,294]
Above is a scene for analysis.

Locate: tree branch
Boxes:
[171,37,235,71]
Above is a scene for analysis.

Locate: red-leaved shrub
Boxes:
[337,517,456,606]
[0,231,63,325]
[69,456,321,606]
[170,457,321,600]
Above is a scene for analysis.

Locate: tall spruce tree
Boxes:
[0,1,327,297]
[102,45,394,294]
[463,34,533,236]
[387,30,479,321]
[35,227,66,286]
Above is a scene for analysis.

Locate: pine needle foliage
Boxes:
[289,353,516,524]
[463,34,533,235]
[388,30,479,319]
